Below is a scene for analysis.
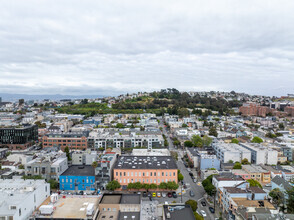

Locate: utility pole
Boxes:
[181,184,183,203]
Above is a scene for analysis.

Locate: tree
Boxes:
[269,188,284,207]
[185,199,198,212]
[209,127,218,137]
[149,183,157,189]
[143,183,150,191]
[194,212,204,220]
[182,123,188,128]
[159,182,167,190]
[231,138,239,144]
[202,175,216,196]
[241,158,250,165]
[251,136,263,143]
[173,140,180,146]
[192,135,203,148]
[178,173,184,182]
[202,135,212,147]
[279,123,285,130]
[64,146,72,161]
[48,179,58,189]
[178,108,190,118]
[106,180,121,191]
[228,160,234,163]
[91,161,98,169]
[166,181,179,190]
[184,140,193,148]
[19,99,24,106]
[246,179,262,188]
[233,162,242,169]
[286,187,294,213]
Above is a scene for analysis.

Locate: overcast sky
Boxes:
[0,0,294,97]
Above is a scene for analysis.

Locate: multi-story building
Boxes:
[0,125,38,150]
[239,102,270,117]
[281,146,293,161]
[42,131,89,151]
[59,165,96,191]
[72,150,98,165]
[98,194,141,220]
[285,106,294,117]
[239,143,278,165]
[232,164,271,183]
[25,150,68,181]
[187,148,220,170]
[113,156,178,189]
[0,179,50,220]
[89,129,164,150]
[0,148,8,159]
[212,142,251,163]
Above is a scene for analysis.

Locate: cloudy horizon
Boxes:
[0,0,294,97]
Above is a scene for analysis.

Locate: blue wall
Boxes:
[200,158,221,170]
[59,175,96,191]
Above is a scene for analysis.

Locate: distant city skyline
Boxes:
[1,0,294,96]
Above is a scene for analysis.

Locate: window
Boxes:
[19,208,21,216]
[154,172,156,176]
[162,172,164,176]
[116,172,118,176]
[143,172,145,177]
[150,172,152,176]
[124,172,126,176]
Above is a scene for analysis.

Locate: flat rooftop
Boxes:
[38,196,100,219]
[114,156,177,170]
[232,198,275,209]
[118,212,140,220]
[61,165,95,176]
[163,205,195,220]
[120,194,140,204]
[100,194,121,204]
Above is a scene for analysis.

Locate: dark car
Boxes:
[189,172,193,176]
[148,192,152,197]
[189,190,195,197]
[172,192,177,198]
[168,192,172,198]
[143,192,147,197]
[183,184,187,189]
[79,191,84,195]
[209,207,215,213]
[201,201,206,206]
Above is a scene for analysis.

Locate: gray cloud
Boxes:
[0,0,294,96]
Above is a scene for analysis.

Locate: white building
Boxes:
[239,143,278,165]
[212,141,252,163]
[7,154,33,165]
[72,150,98,165]
[0,179,50,220]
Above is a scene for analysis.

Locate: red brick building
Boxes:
[285,106,294,117]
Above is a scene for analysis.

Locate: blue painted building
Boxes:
[200,154,221,170]
[83,118,101,126]
[59,165,96,191]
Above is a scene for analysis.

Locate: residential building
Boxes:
[42,131,89,151]
[162,204,195,220]
[187,148,220,170]
[239,102,270,117]
[285,106,294,117]
[0,179,50,220]
[240,143,278,165]
[0,125,38,150]
[59,165,96,191]
[98,194,141,220]
[25,150,68,181]
[72,150,98,165]
[232,164,271,184]
[271,175,293,201]
[212,142,252,163]
[89,129,164,150]
[220,181,275,218]
[281,146,293,161]
[0,148,8,159]
[113,156,178,189]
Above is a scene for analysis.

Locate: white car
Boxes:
[200,210,207,217]
[162,192,167,197]
[187,168,191,172]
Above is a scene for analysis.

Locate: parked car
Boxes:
[209,207,215,213]
[193,179,197,183]
[200,210,207,217]
[172,192,177,198]
[137,192,141,195]
[157,192,161,197]
[162,192,167,197]
[168,192,172,198]
[189,172,193,176]
[143,192,147,197]
[148,192,152,197]
[183,184,187,189]
[187,168,191,172]
[152,192,156,197]
[190,190,195,197]
[201,201,206,206]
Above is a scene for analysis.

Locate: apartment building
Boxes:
[285,106,294,117]
[72,150,98,165]
[89,129,164,150]
[239,143,278,165]
[113,156,178,189]
[0,179,50,220]
[220,181,274,217]
[187,148,220,170]
[25,150,68,181]
[0,124,38,150]
[212,142,251,163]
[232,164,271,183]
[42,131,89,151]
